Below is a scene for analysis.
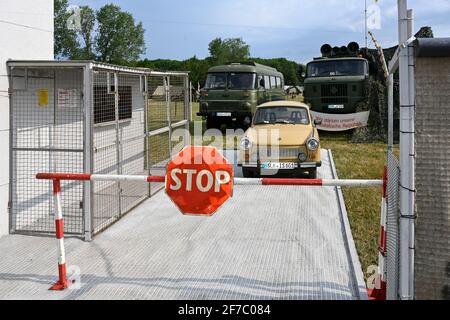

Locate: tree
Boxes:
[182,56,211,87]
[76,6,96,60]
[208,38,250,65]
[54,0,79,59]
[251,58,305,85]
[95,4,146,65]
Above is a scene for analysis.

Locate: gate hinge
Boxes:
[79,201,84,210]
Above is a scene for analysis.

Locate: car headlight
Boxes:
[298,152,307,162]
[306,137,319,151]
[240,138,253,150]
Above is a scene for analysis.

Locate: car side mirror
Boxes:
[314,119,322,126]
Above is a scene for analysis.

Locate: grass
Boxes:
[319,132,398,277]
[158,99,396,279]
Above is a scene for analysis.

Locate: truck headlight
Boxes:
[306,137,319,151]
[240,138,253,150]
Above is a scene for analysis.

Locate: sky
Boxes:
[72,0,450,64]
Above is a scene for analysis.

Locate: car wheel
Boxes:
[308,168,318,179]
[242,168,255,178]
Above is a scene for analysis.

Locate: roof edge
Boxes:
[415,38,450,58]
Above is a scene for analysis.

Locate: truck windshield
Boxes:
[254,107,310,125]
[307,60,367,77]
[205,72,256,90]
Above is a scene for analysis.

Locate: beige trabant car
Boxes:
[238,101,322,178]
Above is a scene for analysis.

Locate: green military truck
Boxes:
[197,62,285,129]
[303,42,370,116]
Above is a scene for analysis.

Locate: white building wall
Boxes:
[0,0,54,237]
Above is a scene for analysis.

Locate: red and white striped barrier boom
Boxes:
[36,172,383,291]
[36,173,383,187]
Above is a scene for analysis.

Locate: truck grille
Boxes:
[321,84,348,104]
[209,101,239,111]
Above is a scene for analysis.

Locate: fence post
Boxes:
[49,179,70,291]
[165,76,173,155]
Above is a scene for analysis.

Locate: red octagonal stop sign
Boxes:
[165,146,234,216]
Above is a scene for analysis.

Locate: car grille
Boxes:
[321,84,348,104]
[258,147,301,159]
[279,148,301,158]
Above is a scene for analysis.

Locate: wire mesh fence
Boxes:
[386,150,400,300]
[10,67,85,235]
[147,73,190,195]
[8,62,190,240]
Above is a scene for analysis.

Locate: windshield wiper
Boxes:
[275,120,294,124]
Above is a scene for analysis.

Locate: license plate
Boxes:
[262,162,298,170]
[216,112,232,117]
[328,104,344,109]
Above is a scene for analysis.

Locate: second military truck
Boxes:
[197,62,285,129]
[303,42,370,120]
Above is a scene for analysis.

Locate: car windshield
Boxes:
[254,107,310,125]
[204,72,256,90]
[307,60,367,77]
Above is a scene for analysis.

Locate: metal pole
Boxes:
[406,8,416,297]
[83,63,93,241]
[365,0,368,48]
[388,74,394,150]
[398,0,414,300]
[143,75,151,197]
[113,72,122,216]
[49,180,70,291]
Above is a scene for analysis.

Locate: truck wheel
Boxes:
[308,168,318,179]
[206,116,217,129]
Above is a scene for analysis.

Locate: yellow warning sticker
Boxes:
[37,89,49,107]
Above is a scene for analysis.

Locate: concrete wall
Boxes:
[0,0,54,237]
[415,57,450,300]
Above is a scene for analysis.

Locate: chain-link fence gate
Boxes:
[8,61,190,240]
[386,150,400,300]
[147,72,190,195]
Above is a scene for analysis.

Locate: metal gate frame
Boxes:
[7,61,190,241]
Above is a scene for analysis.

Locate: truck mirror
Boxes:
[314,119,322,126]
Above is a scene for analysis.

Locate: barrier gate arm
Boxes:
[36,172,384,291]
[36,173,383,187]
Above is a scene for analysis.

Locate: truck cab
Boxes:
[303,43,371,116]
[197,62,285,129]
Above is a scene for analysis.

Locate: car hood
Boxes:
[246,125,314,146]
